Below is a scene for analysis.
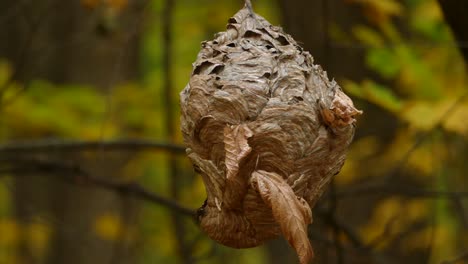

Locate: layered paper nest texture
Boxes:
[180,6,361,264]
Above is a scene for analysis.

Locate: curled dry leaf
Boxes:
[252,170,314,264]
[180,3,362,264]
[224,124,253,181]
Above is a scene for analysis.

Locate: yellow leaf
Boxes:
[343,79,402,113]
[402,228,432,252]
[400,101,444,131]
[26,222,52,257]
[337,136,380,185]
[407,143,443,175]
[106,0,128,11]
[443,103,468,136]
[359,197,402,248]
[0,218,19,246]
[352,25,384,47]
[94,213,122,241]
[336,159,358,185]
[151,229,176,255]
[401,98,468,135]
[348,0,404,24]
[428,225,458,263]
[0,60,12,87]
[361,198,431,250]
[413,0,443,22]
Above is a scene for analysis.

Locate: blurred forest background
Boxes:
[0,0,467,263]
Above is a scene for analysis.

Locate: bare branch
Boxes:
[437,0,468,64]
[1,157,195,217]
[390,93,468,176]
[314,206,364,248]
[0,138,186,154]
[441,249,468,264]
[365,215,399,249]
[327,180,345,264]
[337,93,468,199]
[452,196,468,228]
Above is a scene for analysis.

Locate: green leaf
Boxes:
[0,60,12,87]
[366,48,400,78]
[352,25,384,47]
[343,79,403,113]
[368,0,404,17]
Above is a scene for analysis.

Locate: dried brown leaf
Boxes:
[224,124,253,180]
[252,170,313,264]
[180,3,362,261]
[223,124,253,208]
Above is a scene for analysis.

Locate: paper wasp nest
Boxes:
[180,3,362,264]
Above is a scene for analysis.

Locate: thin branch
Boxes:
[410,98,463,160]
[308,231,395,264]
[0,0,59,108]
[0,138,186,154]
[387,92,468,180]
[452,196,468,228]
[364,215,399,249]
[423,213,436,264]
[314,206,364,248]
[437,0,468,63]
[441,249,468,264]
[328,179,345,264]
[339,92,468,197]
[0,157,195,217]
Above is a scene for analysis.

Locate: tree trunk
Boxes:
[437,0,468,64]
[277,0,369,80]
[0,0,143,263]
[274,0,396,263]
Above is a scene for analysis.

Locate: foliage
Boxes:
[0,0,278,263]
[0,0,467,263]
[338,0,468,263]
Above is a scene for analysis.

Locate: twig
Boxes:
[0,0,59,108]
[338,92,468,197]
[0,157,195,216]
[364,215,399,249]
[391,93,467,176]
[311,228,393,264]
[314,206,364,248]
[0,138,186,154]
[328,179,345,264]
[441,249,468,264]
[423,213,436,264]
[437,0,468,63]
[452,196,468,228]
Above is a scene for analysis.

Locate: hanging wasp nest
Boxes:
[180,2,362,264]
